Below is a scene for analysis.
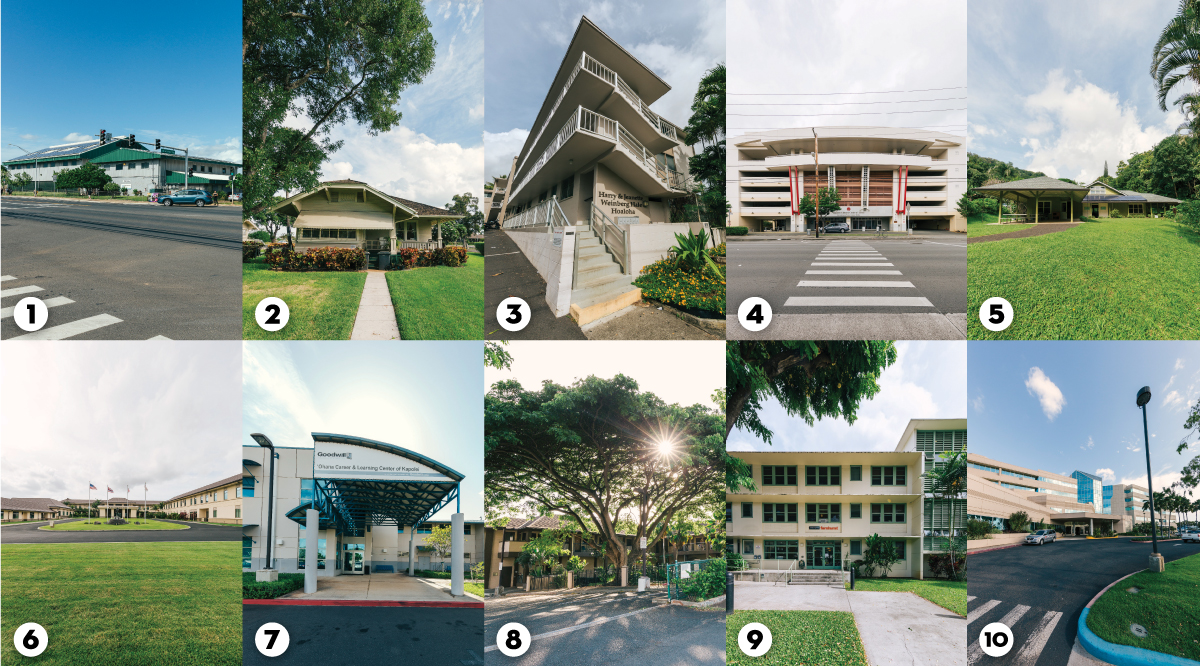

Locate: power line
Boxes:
[728,86,968,96]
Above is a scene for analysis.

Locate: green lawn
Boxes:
[384,252,483,340]
[464,582,485,598]
[1086,553,1200,660]
[242,258,366,340]
[849,578,967,616]
[42,519,187,531]
[727,610,867,666]
[967,211,1033,238]
[968,218,1200,339]
[1,542,239,665]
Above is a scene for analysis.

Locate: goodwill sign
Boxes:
[313,441,453,482]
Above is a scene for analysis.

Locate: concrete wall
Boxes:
[507,226,576,317]
[626,222,708,274]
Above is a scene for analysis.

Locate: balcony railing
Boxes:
[502,195,570,230]
[514,51,682,189]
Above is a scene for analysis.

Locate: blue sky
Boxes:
[968,342,1200,491]
[242,342,484,522]
[727,342,968,453]
[0,1,242,164]
[727,0,967,140]
[483,0,724,180]
[308,1,483,207]
[969,1,1186,183]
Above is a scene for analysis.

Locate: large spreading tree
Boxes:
[680,63,726,226]
[485,375,724,570]
[726,341,898,490]
[242,0,437,219]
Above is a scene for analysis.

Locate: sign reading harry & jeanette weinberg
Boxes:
[597,191,647,217]
[312,441,453,482]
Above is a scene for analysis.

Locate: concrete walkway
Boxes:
[350,270,401,340]
[734,582,966,666]
[279,573,456,601]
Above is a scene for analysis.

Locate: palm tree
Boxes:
[1151,0,1200,134]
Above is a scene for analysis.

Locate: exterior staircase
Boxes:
[569,227,640,325]
[785,570,844,586]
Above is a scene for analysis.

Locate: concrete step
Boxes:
[576,235,602,249]
[570,273,640,325]
[576,252,617,271]
[575,261,621,284]
[577,244,608,259]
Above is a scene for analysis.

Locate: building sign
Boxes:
[808,525,841,531]
[597,191,647,217]
[160,149,175,155]
[313,441,453,482]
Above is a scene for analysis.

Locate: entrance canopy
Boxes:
[972,176,1088,222]
[285,433,464,537]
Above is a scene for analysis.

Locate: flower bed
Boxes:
[709,243,726,257]
[388,246,468,269]
[633,258,725,315]
[264,243,366,271]
[243,240,264,262]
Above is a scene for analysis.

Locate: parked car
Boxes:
[485,219,500,230]
[1025,529,1057,545]
[159,189,213,207]
[1182,530,1199,543]
[820,222,850,233]
[229,193,242,201]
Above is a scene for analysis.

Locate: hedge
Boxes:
[726,226,749,236]
[264,243,366,271]
[243,572,306,599]
[243,240,264,262]
[474,242,485,255]
[387,246,467,269]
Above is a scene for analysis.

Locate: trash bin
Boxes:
[378,251,391,269]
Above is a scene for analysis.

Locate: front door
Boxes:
[806,542,842,569]
[1091,204,1099,217]
[343,551,364,574]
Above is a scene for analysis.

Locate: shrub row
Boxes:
[474,241,485,255]
[243,573,306,599]
[264,243,366,271]
[243,240,264,262]
[726,226,749,236]
[387,246,468,269]
[633,258,725,315]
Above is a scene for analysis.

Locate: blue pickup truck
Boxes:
[157,189,213,207]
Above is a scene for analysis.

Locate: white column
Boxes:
[305,509,319,593]
[408,525,416,575]
[451,513,464,596]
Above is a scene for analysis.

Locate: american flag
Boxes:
[89,483,97,490]
[107,486,113,493]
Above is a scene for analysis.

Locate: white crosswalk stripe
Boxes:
[786,239,931,310]
[1012,611,1062,666]
[966,599,1000,623]
[967,599,1065,666]
[968,604,1029,665]
[2,276,123,340]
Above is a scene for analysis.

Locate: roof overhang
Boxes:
[269,183,419,219]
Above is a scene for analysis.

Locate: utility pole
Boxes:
[814,130,821,239]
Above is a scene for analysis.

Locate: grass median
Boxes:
[727,610,867,666]
[0,542,239,666]
[242,257,366,340]
[967,212,1034,238]
[385,252,483,340]
[849,578,967,616]
[42,519,187,531]
[1086,553,1199,660]
[968,218,1200,339]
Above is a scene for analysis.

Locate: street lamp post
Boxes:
[1136,386,1165,573]
[251,433,279,581]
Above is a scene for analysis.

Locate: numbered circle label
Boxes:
[979,297,1013,332]
[737,621,772,657]
[496,297,530,332]
[496,621,531,657]
[738,297,772,332]
[14,297,48,332]
[254,622,290,657]
[979,622,1014,658]
[255,297,290,332]
[14,622,48,657]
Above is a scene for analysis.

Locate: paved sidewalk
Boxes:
[483,229,586,340]
[350,270,401,340]
[279,573,455,601]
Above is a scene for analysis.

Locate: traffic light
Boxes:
[128,134,135,145]
[188,165,195,176]
[155,139,161,151]
[99,130,106,144]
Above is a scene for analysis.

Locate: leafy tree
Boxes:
[925,450,967,499]
[485,375,724,570]
[955,192,981,219]
[55,161,112,192]
[445,192,483,237]
[1007,511,1030,533]
[683,63,725,226]
[426,524,453,561]
[517,532,568,577]
[860,534,902,578]
[484,341,512,370]
[796,187,842,221]
[1177,402,1200,491]
[10,171,32,191]
[242,0,437,218]
[1151,0,1200,135]
[249,230,274,242]
[966,519,995,540]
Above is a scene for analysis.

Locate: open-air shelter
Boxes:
[971,176,1088,224]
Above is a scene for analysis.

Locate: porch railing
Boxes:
[361,239,442,251]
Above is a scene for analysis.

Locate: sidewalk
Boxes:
[483,229,586,340]
[350,270,401,340]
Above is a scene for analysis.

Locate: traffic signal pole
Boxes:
[814,131,820,239]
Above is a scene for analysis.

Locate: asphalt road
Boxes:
[483,229,586,340]
[0,197,241,339]
[726,236,967,339]
[484,588,725,666]
[243,605,484,665]
[966,537,1200,666]
[0,519,242,543]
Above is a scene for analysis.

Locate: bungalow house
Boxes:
[1080,180,1180,219]
[1,497,71,521]
[269,180,464,256]
[972,176,1180,222]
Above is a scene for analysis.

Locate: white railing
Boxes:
[588,202,628,275]
[502,196,569,230]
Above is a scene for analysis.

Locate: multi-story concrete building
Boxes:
[497,16,714,324]
[2,134,240,195]
[484,173,510,227]
[967,454,1122,535]
[727,127,967,233]
[727,419,967,580]
[1107,483,1154,532]
[163,474,243,524]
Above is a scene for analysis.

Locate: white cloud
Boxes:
[1119,470,1182,491]
[1025,367,1066,421]
[1162,390,1186,410]
[321,124,482,206]
[469,100,485,121]
[1096,468,1116,482]
[1175,358,1185,371]
[972,394,985,413]
[1019,69,1182,183]
[484,128,529,181]
[61,132,92,143]
[1082,436,1094,450]
[971,124,997,137]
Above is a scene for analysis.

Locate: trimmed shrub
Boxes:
[474,241,485,255]
[243,240,264,262]
[248,230,273,243]
[387,246,468,270]
[107,517,127,525]
[966,519,994,540]
[726,226,749,236]
[927,552,967,579]
[264,243,366,271]
[243,573,305,599]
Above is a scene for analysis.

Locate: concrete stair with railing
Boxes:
[785,570,845,586]
[569,227,640,324]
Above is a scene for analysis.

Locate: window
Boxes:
[116,163,124,170]
[416,526,432,534]
[850,540,862,556]
[223,490,228,501]
[464,525,471,534]
[242,477,255,497]
[762,503,798,523]
[242,537,252,569]
[300,479,314,502]
[893,541,906,560]
[763,540,799,560]
[142,162,149,169]
[850,503,862,519]
[850,466,862,482]
[560,176,574,200]
[871,503,906,523]
[235,508,241,518]
[504,531,515,541]
[213,510,218,518]
[762,465,797,486]
[1037,201,1052,216]
[805,503,841,523]
[236,488,242,499]
[742,539,754,555]
[741,503,753,519]
[726,503,732,522]
[1129,204,1144,215]
[871,466,907,486]
[805,466,841,486]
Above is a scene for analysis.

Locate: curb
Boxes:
[1077,569,1198,666]
[243,599,483,608]
[657,302,725,333]
[967,543,1026,555]
[668,594,725,608]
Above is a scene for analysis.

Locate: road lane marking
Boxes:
[806,270,903,274]
[1012,611,1062,666]
[966,599,1000,623]
[967,596,976,602]
[10,313,122,340]
[784,296,933,307]
[1,285,44,298]
[810,262,895,266]
[1,296,74,319]
[0,276,14,282]
[968,604,1029,665]
[483,604,664,652]
[794,281,915,288]
[147,335,172,340]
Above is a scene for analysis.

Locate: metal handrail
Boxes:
[502,196,569,230]
[588,202,627,274]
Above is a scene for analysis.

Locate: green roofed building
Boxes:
[2,134,240,195]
